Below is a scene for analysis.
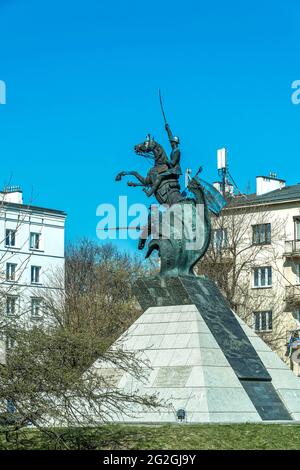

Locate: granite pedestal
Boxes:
[93,276,300,423]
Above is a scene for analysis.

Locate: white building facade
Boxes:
[0,187,66,334]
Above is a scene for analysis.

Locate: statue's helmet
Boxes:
[170,136,180,144]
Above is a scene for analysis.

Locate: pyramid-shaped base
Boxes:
[93,277,300,423]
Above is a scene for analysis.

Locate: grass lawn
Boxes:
[1,423,300,450]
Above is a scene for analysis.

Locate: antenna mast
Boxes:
[217,148,228,198]
[216,148,242,197]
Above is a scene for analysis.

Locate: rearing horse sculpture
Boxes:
[115,133,226,277]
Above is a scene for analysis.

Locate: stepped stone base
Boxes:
[93,276,300,423]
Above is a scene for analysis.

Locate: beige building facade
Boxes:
[202,175,300,372]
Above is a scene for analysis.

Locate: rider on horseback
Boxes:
[165,123,182,177]
[143,123,182,198]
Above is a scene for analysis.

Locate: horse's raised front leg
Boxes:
[115,171,149,186]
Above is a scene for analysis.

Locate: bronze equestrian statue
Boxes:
[115,123,225,276]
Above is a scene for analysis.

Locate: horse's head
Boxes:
[134,135,168,165]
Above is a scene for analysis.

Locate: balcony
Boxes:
[285,285,300,306]
[284,240,300,258]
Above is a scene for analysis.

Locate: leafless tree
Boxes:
[196,199,291,356]
[0,240,163,448]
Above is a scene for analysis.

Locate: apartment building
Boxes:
[0,186,66,331]
[203,174,300,370]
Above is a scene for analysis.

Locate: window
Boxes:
[212,228,228,252]
[297,264,300,284]
[31,266,41,284]
[6,296,18,316]
[253,311,273,332]
[30,232,40,250]
[31,297,42,318]
[294,309,300,323]
[295,219,300,241]
[252,223,271,245]
[7,399,16,414]
[6,263,17,281]
[253,266,272,288]
[5,229,16,247]
[6,337,16,349]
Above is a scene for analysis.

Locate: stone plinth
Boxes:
[93,276,300,423]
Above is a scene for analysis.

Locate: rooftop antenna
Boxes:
[217,148,228,198]
[246,180,251,195]
[216,148,244,198]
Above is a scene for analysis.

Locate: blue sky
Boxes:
[1,0,300,251]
